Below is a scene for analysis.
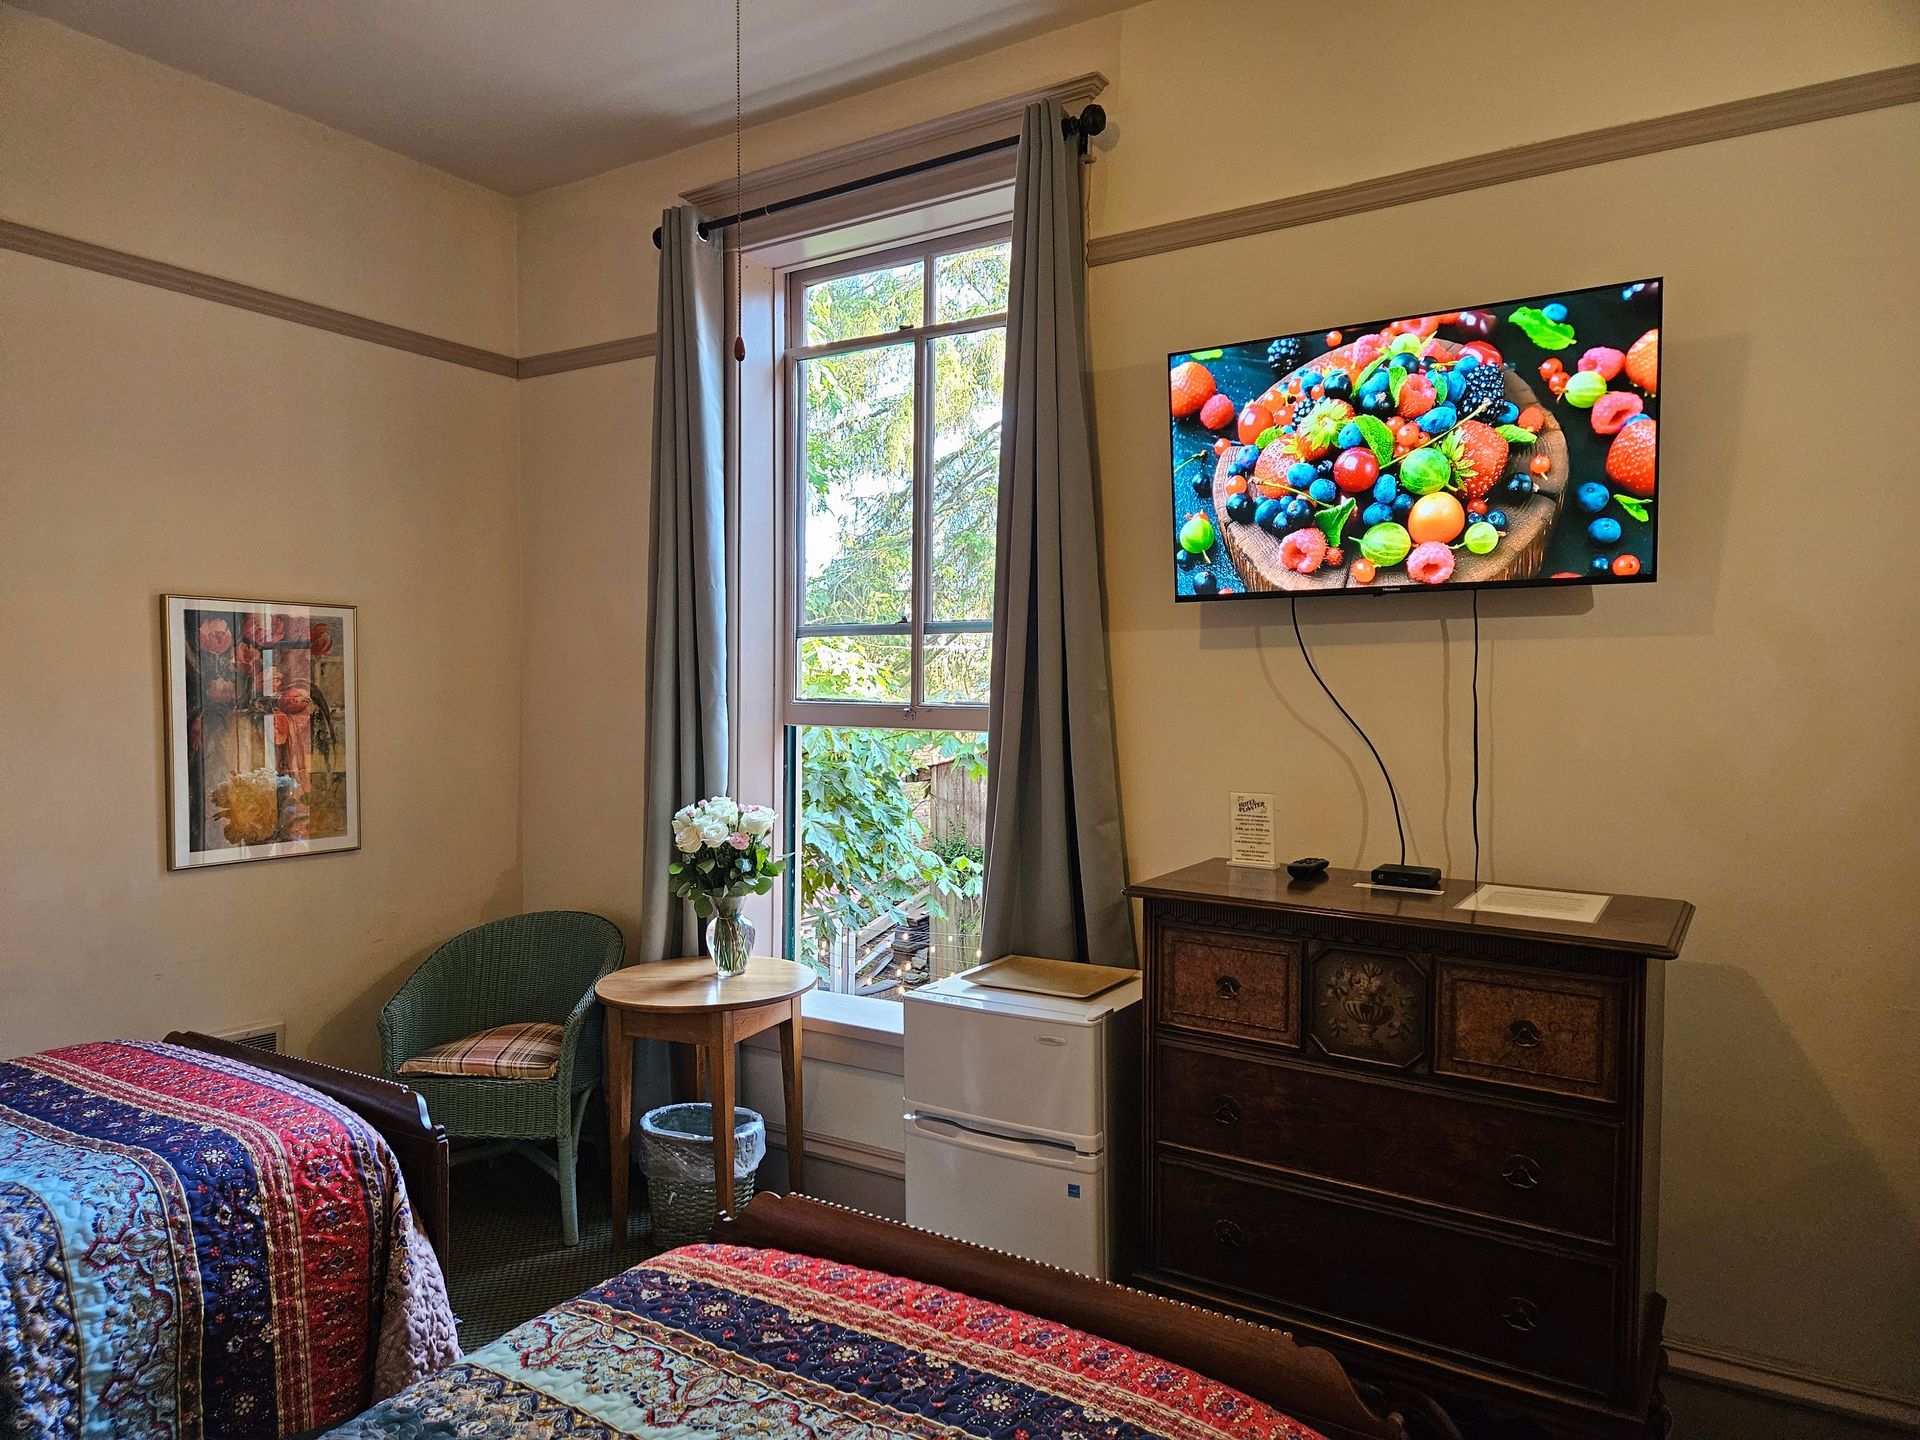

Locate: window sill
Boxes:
[742,987,904,1075]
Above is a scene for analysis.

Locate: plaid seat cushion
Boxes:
[397,1021,563,1081]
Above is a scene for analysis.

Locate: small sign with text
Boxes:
[1228,791,1279,869]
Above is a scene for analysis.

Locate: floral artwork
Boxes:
[164,596,358,869]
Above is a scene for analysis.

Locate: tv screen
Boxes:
[1169,278,1660,599]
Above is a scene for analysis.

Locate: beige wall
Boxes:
[0,9,525,1068]
[0,7,519,352]
[509,0,1920,1401]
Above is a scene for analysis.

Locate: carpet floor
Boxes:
[442,1150,660,1350]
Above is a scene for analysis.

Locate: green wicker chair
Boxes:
[378,911,624,1246]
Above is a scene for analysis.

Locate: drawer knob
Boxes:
[1501,1296,1541,1333]
[1215,975,1242,1000]
[1507,1017,1543,1048]
[1500,1153,1543,1190]
[1210,1096,1241,1126]
[1212,1218,1244,1249]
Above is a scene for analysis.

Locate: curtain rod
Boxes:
[651,104,1107,249]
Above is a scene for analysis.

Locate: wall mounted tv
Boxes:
[1169,278,1660,599]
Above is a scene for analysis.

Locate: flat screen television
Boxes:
[1168,278,1660,599]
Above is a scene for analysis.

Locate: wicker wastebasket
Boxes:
[639,1103,765,1250]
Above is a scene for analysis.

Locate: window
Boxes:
[781,229,1009,998]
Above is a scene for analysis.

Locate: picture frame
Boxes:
[162,594,360,870]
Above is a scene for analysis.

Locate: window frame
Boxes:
[780,222,1009,735]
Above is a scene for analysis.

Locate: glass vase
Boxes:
[705,897,755,978]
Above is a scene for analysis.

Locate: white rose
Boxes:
[709,796,739,824]
[674,804,696,822]
[740,805,775,837]
[673,822,702,853]
[695,817,729,845]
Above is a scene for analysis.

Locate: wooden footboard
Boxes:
[166,1030,451,1267]
[715,1193,1408,1440]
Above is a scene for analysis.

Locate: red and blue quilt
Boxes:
[0,1040,458,1439]
[322,1243,1326,1439]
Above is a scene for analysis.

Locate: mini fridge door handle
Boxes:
[904,1112,1095,1170]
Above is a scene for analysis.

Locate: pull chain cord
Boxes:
[1471,589,1482,889]
[1290,597,1406,866]
[730,0,745,362]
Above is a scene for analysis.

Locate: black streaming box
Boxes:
[1371,862,1444,891]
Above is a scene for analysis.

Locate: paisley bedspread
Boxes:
[0,1040,458,1439]
[323,1243,1325,1440]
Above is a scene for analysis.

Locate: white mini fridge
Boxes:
[902,960,1142,1280]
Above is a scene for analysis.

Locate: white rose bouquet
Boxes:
[668,796,784,918]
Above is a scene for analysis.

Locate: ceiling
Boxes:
[14,0,1135,195]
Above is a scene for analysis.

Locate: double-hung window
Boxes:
[781,226,1009,999]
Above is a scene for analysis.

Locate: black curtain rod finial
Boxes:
[1062,102,1107,151]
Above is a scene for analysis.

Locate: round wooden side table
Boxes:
[596,955,815,1245]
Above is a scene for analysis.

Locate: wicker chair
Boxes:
[379,911,624,1246]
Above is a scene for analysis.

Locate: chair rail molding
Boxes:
[7,65,1912,378]
[0,218,519,376]
[1087,62,1920,267]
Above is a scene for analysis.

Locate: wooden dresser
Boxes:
[1128,860,1692,1438]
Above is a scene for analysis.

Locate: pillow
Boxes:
[397,1021,563,1081]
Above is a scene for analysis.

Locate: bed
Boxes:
[0,1032,459,1439]
[320,1192,1416,1440]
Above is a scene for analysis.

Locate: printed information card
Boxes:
[1456,884,1611,924]
[1227,792,1279,869]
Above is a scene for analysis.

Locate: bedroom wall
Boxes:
[508,0,1920,1409]
[0,8,525,1068]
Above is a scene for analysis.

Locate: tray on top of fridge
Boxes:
[963,955,1137,999]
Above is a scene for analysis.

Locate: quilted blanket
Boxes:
[323,1242,1325,1439]
[0,1040,458,1439]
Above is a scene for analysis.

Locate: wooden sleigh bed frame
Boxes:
[147,1037,1435,1439]
[166,1029,452,1267]
[718,1192,1422,1440]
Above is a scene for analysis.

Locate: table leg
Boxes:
[781,996,805,1195]
[710,1012,736,1218]
[606,1007,631,1246]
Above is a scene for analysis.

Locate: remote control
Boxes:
[1287,856,1330,880]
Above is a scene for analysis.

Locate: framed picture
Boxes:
[163,595,359,869]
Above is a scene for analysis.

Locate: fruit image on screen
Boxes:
[1169,279,1660,599]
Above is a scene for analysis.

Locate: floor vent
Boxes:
[216,1023,286,1054]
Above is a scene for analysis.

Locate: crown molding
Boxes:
[682,71,1107,219]
[0,218,519,376]
[1087,63,1920,268]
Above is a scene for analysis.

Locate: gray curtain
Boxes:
[637,206,729,964]
[980,101,1134,967]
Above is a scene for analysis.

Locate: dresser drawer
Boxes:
[1156,1043,1620,1242]
[1154,1158,1618,1393]
[1157,925,1300,1048]
[1435,962,1622,1102]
